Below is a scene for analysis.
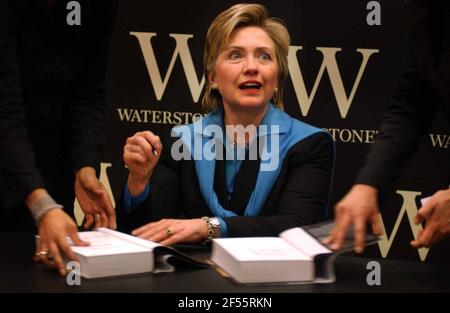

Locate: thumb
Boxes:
[414,200,435,224]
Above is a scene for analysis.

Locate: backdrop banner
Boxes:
[91,0,449,263]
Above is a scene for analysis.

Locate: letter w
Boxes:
[377,190,430,261]
[288,47,378,118]
[130,32,205,102]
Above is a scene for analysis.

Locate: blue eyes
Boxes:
[259,53,271,61]
[228,51,272,61]
[229,51,241,59]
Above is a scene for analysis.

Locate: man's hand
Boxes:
[323,184,382,253]
[411,188,450,248]
[132,218,208,246]
[75,166,116,229]
[34,208,89,276]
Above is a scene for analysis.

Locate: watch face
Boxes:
[210,217,221,227]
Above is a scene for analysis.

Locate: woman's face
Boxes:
[209,26,279,112]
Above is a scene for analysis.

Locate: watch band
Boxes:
[202,216,221,244]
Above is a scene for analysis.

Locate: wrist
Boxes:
[76,166,96,178]
[353,184,378,198]
[201,216,221,244]
[127,174,150,196]
[27,191,64,224]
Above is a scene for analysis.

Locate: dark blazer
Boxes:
[356,6,450,202]
[0,0,116,230]
[117,131,334,237]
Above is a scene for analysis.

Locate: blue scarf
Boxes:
[172,104,330,218]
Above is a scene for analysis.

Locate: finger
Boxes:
[84,213,94,229]
[99,210,108,228]
[410,229,423,248]
[427,231,441,247]
[132,220,163,236]
[124,151,147,165]
[34,239,49,263]
[138,227,168,242]
[354,217,366,253]
[139,131,162,152]
[132,223,153,236]
[40,255,59,270]
[414,201,435,224]
[138,220,174,242]
[322,235,332,245]
[35,232,44,258]
[410,237,424,248]
[97,191,116,229]
[330,214,352,251]
[412,224,435,248]
[370,212,383,236]
[108,210,117,230]
[94,212,102,229]
[160,233,183,246]
[59,230,88,265]
[125,143,149,159]
[48,241,66,276]
[69,231,90,247]
[132,135,155,158]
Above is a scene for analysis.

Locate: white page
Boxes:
[97,227,161,250]
[213,237,310,261]
[71,231,150,256]
[280,228,331,258]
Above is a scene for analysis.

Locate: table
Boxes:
[1,232,449,293]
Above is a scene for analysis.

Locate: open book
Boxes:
[68,228,210,278]
[211,220,378,284]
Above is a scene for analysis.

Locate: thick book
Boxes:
[211,220,378,284]
[68,228,210,278]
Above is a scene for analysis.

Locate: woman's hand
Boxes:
[75,166,116,229]
[132,218,209,246]
[34,208,89,276]
[123,131,162,196]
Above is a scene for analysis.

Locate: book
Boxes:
[67,228,210,278]
[211,220,378,284]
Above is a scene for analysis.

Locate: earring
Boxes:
[273,87,279,103]
[211,84,218,90]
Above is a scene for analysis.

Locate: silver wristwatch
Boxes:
[202,216,221,244]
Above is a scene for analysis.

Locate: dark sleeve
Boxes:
[66,0,117,174]
[0,1,45,199]
[355,34,438,202]
[224,132,335,237]
[116,134,181,233]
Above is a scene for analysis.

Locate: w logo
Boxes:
[377,190,430,261]
[130,32,379,118]
[130,32,205,102]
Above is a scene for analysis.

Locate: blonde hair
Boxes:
[202,3,290,113]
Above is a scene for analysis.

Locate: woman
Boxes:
[118,3,335,245]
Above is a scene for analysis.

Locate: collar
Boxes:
[196,103,290,138]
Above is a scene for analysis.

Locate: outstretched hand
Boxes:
[411,188,450,248]
[75,166,116,229]
[132,218,208,246]
[34,208,89,276]
[323,184,382,253]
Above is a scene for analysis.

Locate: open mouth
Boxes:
[239,82,262,90]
